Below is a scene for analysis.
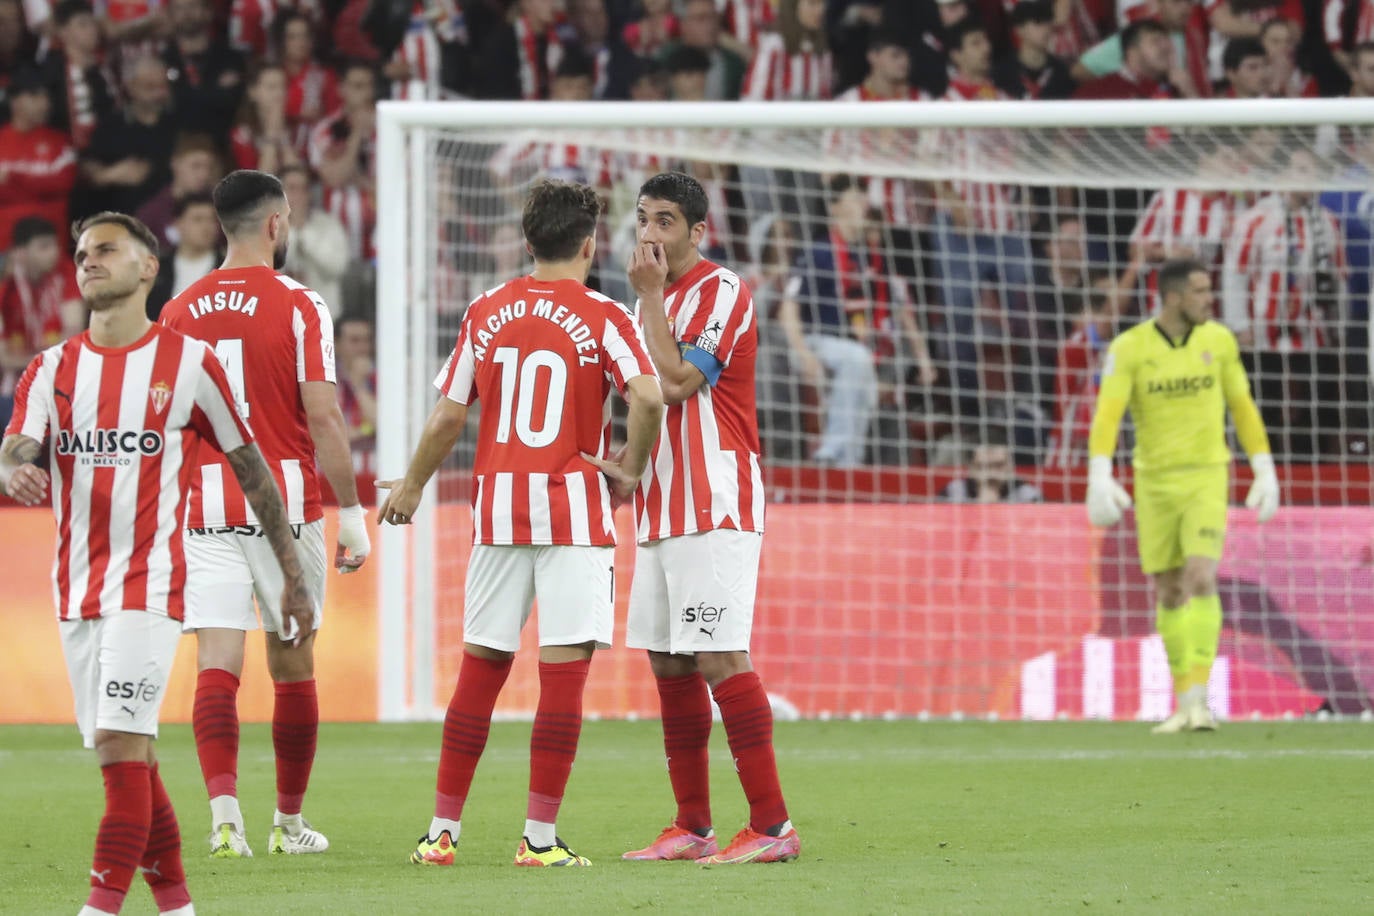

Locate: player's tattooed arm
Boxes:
[226,442,315,646]
[0,434,48,506]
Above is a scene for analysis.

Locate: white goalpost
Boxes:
[376,99,1374,723]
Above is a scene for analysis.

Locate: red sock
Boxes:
[712,672,789,834]
[142,765,190,912]
[193,668,240,800]
[656,672,713,834]
[434,652,513,820]
[273,679,318,815]
[527,658,591,824]
[87,761,152,914]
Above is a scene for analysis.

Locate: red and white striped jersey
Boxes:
[1131,187,1232,308]
[1222,195,1347,352]
[718,0,775,51]
[228,0,325,56]
[830,83,933,225]
[742,31,833,100]
[434,275,656,547]
[389,0,467,101]
[161,266,335,528]
[5,325,253,621]
[941,79,1020,234]
[308,111,376,259]
[1324,0,1374,51]
[489,138,614,189]
[634,258,763,544]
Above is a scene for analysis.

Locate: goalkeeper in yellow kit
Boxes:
[1087,259,1279,733]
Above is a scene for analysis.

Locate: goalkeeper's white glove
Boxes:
[1245,453,1279,523]
[1086,456,1132,528]
[335,504,371,572]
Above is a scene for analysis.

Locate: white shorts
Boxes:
[182,520,328,637]
[464,544,615,653]
[626,529,761,655]
[59,611,183,749]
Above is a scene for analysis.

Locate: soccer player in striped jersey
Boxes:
[602,171,799,864]
[1086,259,1279,733]
[1,211,313,916]
[380,179,662,868]
[160,170,371,859]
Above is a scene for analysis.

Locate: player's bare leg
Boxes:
[696,651,799,865]
[192,628,251,857]
[82,732,191,915]
[514,641,595,867]
[264,632,328,853]
[623,651,718,861]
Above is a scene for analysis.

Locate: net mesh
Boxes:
[381,110,1374,721]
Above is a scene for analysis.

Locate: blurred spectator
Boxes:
[40,0,119,150]
[230,62,306,172]
[896,0,975,96]
[147,190,220,316]
[836,32,927,100]
[943,17,1002,100]
[657,0,747,101]
[665,45,711,100]
[1074,18,1176,97]
[228,0,325,58]
[1005,0,1103,60]
[1348,40,1374,97]
[0,0,34,115]
[276,9,339,128]
[994,0,1078,99]
[1047,283,1112,466]
[135,131,221,251]
[828,0,884,92]
[1320,129,1374,349]
[622,0,678,58]
[779,175,879,467]
[747,214,807,458]
[377,0,469,101]
[334,313,377,467]
[280,162,349,315]
[566,0,637,99]
[1205,0,1303,85]
[1325,0,1374,77]
[862,206,936,406]
[79,55,176,217]
[742,0,833,100]
[473,0,567,100]
[1221,36,1269,97]
[628,56,670,100]
[1259,17,1316,97]
[1075,0,1207,97]
[0,69,77,252]
[1,217,83,362]
[940,426,1044,501]
[718,0,776,60]
[161,0,246,144]
[310,61,377,314]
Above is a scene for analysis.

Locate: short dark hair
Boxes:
[867,32,905,53]
[522,179,602,262]
[174,191,216,220]
[213,169,285,237]
[1353,40,1374,65]
[826,173,868,200]
[638,172,709,227]
[52,0,93,26]
[11,216,57,248]
[1009,0,1052,28]
[1158,258,1207,299]
[1120,19,1167,55]
[1223,37,1265,73]
[664,45,711,75]
[944,17,986,53]
[73,211,160,255]
[554,47,596,81]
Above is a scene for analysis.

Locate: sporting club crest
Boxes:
[149,381,172,415]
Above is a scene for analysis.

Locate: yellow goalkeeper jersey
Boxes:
[1095,319,1253,473]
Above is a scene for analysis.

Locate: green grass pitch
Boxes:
[3,721,1372,914]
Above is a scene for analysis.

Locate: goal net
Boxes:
[375,99,1374,723]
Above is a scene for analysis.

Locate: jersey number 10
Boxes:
[493,347,567,448]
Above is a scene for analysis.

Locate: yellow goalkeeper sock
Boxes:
[1154,603,1191,696]
[1185,593,1223,691]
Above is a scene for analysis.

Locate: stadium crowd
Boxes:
[1,0,1372,471]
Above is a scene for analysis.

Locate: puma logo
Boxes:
[90,868,111,884]
[698,626,716,639]
[121,705,137,718]
[54,387,72,404]
[140,860,162,878]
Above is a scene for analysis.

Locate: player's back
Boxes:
[161,265,335,527]
[1111,318,1238,472]
[438,275,652,546]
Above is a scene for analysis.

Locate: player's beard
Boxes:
[82,273,142,311]
[273,233,289,270]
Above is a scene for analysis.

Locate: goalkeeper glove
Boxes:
[336,504,371,572]
[1086,456,1132,528]
[1245,453,1279,523]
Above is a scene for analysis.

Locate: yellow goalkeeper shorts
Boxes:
[1133,466,1229,575]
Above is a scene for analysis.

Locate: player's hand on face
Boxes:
[581,451,639,506]
[4,464,49,506]
[376,478,421,526]
[627,242,670,300]
[278,578,315,648]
